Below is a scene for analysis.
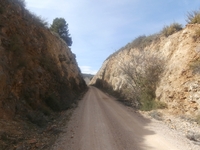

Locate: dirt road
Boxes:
[51,86,191,150]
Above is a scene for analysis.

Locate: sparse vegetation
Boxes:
[31,13,49,28]
[186,9,200,24]
[161,23,182,37]
[13,0,49,28]
[120,51,167,111]
[124,34,160,50]
[106,34,160,61]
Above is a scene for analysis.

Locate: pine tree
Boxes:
[50,18,72,46]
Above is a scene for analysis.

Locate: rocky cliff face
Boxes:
[0,0,86,120]
[90,24,200,116]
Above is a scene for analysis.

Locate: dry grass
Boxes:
[161,23,182,37]
[186,9,200,24]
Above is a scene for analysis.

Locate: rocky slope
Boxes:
[90,24,200,117]
[0,0,86,149]
[82,73,94,85]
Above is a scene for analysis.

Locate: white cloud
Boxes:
[80,66,97,75]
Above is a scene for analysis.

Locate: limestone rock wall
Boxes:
[90,24,200,115]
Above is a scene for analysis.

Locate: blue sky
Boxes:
[25,0,200,74]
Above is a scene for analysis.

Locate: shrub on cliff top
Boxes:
[161,23,182,37]
[15,0,26,8]
[186,9,200,24]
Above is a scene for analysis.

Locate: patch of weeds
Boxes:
[127,34,160,50]
[140,100,155,111]
[155,101,168,109]
[149,110,163,121]
[140,100,167,111]
[140,92,156,111]
[186,9,200,24]
[161,23,182,37]
[139,89,167,111]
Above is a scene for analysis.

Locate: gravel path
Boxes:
[51,86,200,150]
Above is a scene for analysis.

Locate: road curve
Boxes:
[52,86,184,150]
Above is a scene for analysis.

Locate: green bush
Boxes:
[155,101,168,109]
[161,23,182,37]
[139,99,167,111]
[186,9,200,24]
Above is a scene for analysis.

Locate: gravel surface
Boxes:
[51,86,200,150]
